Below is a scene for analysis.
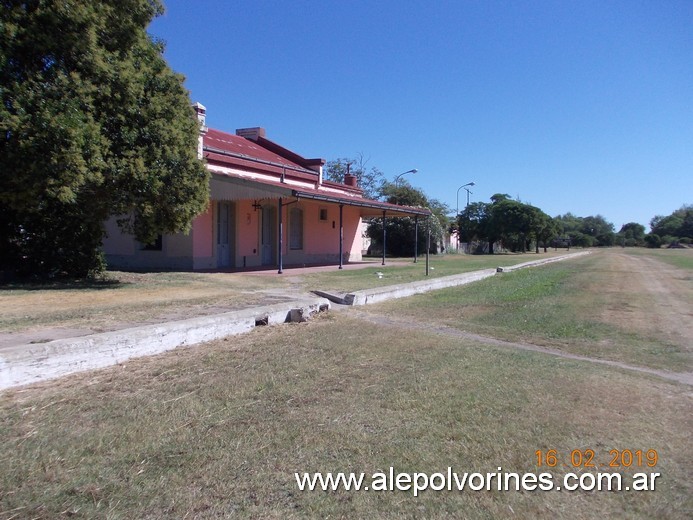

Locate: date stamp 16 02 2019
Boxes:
[536,449,658,469]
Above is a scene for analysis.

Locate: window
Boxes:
[141,235,163,251]
[319,208,328,221]
[290,207,303,250]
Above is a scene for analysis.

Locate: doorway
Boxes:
[217,201,235,268]
[261,204,276,265]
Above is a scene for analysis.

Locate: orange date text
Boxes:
[535,449,658,468]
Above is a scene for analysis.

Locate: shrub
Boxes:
[644,234,662,248]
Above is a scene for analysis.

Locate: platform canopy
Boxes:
[210,174,431,218]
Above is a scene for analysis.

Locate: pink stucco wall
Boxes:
[302,202,337,254]
[343,205,362,259]
[237,200,260,258]
[281,200,362,262]
[185,196,366,269]
[192,203,213,258]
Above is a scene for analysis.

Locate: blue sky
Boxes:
[149,0,692,230]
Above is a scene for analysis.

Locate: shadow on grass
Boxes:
[0,276,127,291]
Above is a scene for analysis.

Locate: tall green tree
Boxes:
[536,213,561,252]
[459,196,557,254]
[492,200,531,252]
[650,214,683,238]
[555,213,592,247]
[367,181,444,256]
[555,213,615,247]
[457,201,493,252]
[581,215,615,246]
[457,196,510,254]
[0,0,209,277]
[650,205,693,242]
[618,222,646,246]
[490,200,550,253]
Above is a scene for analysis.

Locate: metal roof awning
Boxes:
[210,175,292,201]
[210,173,431,217]
[292,190,431,217]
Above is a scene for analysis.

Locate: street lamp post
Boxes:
[393,168,418,205]
[394,168,418,190]
[463,187,473,253]
[388,168,417,264]
[456,181,475,252]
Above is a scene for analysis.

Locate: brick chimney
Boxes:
[344,163,358,187]
[344,173,358,187]
[236,127,266,141]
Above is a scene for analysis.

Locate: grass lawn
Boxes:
[0,249,693,520]
[298,251,565,293]
[0,251,568,333]
[372,249,692,372]
[0,247,690,519]
[0,314,690,519]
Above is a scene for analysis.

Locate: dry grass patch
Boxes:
[0,271,291,334]
[0,313,690,519]
[624,247,693,271]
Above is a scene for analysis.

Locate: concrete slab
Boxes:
[0,298,330,391]
[344,269,497,305]
[312,290,350,305]
[497,251,590,272]
[343,252,590,305]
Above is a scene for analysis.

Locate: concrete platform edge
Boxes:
[0,298,330,390]
[345,252,590,305]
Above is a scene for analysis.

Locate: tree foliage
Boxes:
[366,181,446,256]
[644,233,662,248]
[323,153,384,200]
[457,196,557,254]
[554,213,615,247]
[536,212,562,252]
[457,202,489,243]
[617,222,646,246]
[0,0,209,277]
[649,205,693,245]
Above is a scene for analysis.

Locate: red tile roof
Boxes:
[202,127,430,217]
[203,129,317,176]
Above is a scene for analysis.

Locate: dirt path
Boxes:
[345,249,693,386]
[597,251,693,351]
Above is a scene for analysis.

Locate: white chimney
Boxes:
[192,102,208,159]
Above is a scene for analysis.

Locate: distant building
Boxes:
[102,103,429,271]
